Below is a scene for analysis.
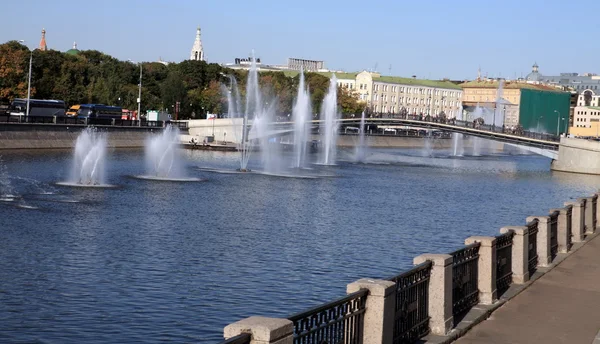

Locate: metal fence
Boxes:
[566,206,573,251]
[288,289,368,344]
[388,261,432,344]
[495,231,514,297]
[0,114,166,128]
[549,211,559,260]
[527,219,539,275]
[218,333,251,344]
[592,195,598,231]
[450,243,480,317]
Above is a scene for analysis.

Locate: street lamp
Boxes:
[19,40,33,122]
[554,110,562,136]
[129,59,142,126]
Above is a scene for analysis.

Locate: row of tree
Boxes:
[0,41,365,119]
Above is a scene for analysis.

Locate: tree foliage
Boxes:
[0,41,363,118]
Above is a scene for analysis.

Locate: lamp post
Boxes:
[554,110,561,136]
[137,63,142,126]
[19,40,32,122]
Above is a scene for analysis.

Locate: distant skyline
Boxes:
[2,0,600,80]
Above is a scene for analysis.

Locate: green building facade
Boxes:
[519,89,571,135]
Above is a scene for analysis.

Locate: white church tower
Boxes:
[190,26,204,61]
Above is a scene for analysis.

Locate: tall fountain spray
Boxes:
[144,126,185,179]
[493,79,505,127]
[452,106,464,156]
[69,128,107,185]
[320,75,339,165]
[292,70,312,168]
[355,111,367,162]
[224,76,251,171]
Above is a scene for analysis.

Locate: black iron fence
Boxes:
[288,289,368,344]
[527,219,539,275]
[0,114,167,128]
[549,211,559,260]
[592,195,598,231]
[388,261,432,344]
[218,333,251,344]
[495,232,514,297]
[450,243,480,318]
[566,206,573,251]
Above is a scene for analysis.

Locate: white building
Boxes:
[573,89,600,128]
[190,26,204,61]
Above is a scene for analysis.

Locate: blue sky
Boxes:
[1,0,598,80]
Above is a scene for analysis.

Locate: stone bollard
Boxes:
[224,316,293,344]
[566,199,586,242]
[526,216,552,267]
[584,195,597,234]
[347,279,395,344]
[500,226,529,284]
[551,206,572,253]
[413,254,453,336]
[465,236,497,305]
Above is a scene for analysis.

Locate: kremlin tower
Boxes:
[38,28,47,51]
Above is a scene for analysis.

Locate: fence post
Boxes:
[413,254,453,335]
[500,226,529,284]
[566,200,585,242]
[595,192,600,231]
[465,236,497,305]
[552,207,571,253]
[526,216,551,267]
[52,116,57,124]
[224,316,293,344]
[347,279,395,344]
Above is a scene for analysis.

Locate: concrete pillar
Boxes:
[551,206,571,253]
[347,279,395,344]
[500,226,529,284]
[464,236,497,305]
[413,254,453,335]
[52,115,57,124]
[111,118,116,126]
[584,196,596,234]
[566,200,585,242]
[224,316,293,344]
[526,216,552,267]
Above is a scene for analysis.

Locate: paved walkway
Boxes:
[455,233,600,344]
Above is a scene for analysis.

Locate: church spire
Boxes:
[39,28,47,51]
[190,25,204,61]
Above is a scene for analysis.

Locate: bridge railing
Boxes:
[0,114,167,128]
[219,192,600,344]
[339,113,560,143]
[388,261,432,343]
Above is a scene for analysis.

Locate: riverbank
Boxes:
[0,124,163,150]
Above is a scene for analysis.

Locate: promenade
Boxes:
[455,232,600,344]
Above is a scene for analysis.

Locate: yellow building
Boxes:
[570,89,600,137]
[460,79,569,131]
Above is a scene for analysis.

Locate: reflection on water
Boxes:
[0,147,599,343]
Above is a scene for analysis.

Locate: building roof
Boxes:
[65,42,79,55]
[374,75,462,90]
[460,80,564,92]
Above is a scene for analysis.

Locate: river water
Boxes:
[0,147,598,343]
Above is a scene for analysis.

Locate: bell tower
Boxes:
[190,26,204,61]
[39,28,47,51]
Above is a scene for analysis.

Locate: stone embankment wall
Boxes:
[0,124,162,150]
[551,137,600,174]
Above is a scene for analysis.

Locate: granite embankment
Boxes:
[0,124,163,149]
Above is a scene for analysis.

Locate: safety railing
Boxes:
[549,211,559,260]
[288,289,368,344]
[495,231,514,297]
[566,206,573,251]
[592,195,598,231]
[0,114,166,128]
[527,219,539,275]
[388,261,432,344]
[450,243,480,318]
